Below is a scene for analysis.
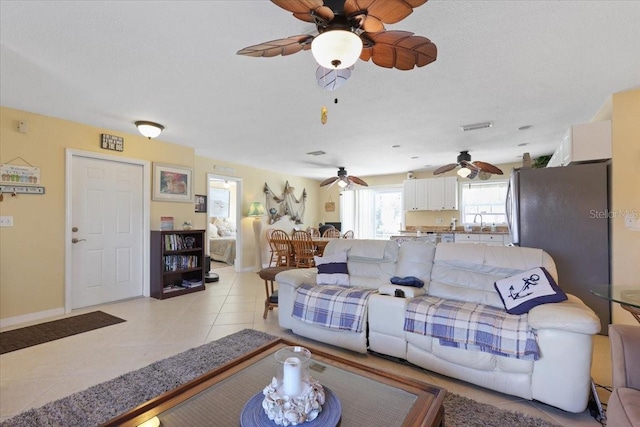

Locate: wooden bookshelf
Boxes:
[150,230,206,299]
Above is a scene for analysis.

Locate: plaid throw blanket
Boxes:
[404,296,540,361]
[292,284,377,333]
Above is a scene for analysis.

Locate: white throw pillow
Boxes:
[314,251,349,286]
[494,267,567,314]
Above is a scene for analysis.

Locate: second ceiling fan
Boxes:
[320,167,368,188]
[433,151,503,180]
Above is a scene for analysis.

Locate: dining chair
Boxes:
[342,230,354,239]
[322,227,341,238]
[270,229,293,267]
[265,229,278,267]
[291,230,316,268]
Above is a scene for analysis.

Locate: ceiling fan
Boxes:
[433,151,504,179]
[236,0,437,71]
[320,167,368,188]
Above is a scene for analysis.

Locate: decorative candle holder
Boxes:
[262,346,325,426]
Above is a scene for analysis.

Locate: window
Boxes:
[460,180,508,226]
[341,186,403,239]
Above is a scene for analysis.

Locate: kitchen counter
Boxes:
[398,229,509,235]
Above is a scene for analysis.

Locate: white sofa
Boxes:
[276,239,601,413]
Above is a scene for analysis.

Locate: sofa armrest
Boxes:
[378,284,426,298]
[609,324,640,390]
[528,294,601,335]
[275,268,318,290]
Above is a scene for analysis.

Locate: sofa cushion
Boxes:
[428,243,557,309]
[315,251,349,286]
[494,267,567,315]
[322,239,399,289]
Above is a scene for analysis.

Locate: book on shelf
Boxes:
[163,284,183,293]
[181,279,203,288]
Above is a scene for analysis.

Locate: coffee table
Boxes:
[102,338,445,427]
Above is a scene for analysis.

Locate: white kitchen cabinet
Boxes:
[454,233,478,243]
[428,178,445,210]
[547,120,611,167]
[444,176,458,210]
[403,179,429,211]
[423,176,459,211]
[454,233,506,245]
[479,234,505,245]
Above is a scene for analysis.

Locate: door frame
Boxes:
[64,149,151,313]
[207,173,243,271]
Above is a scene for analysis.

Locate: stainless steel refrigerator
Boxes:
[506,162,610,333]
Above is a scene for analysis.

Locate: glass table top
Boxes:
[590,285,640,309]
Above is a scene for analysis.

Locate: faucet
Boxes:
[473,214,485,231]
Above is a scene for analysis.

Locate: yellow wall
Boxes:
[610,89,640,326]
[0,107,322,322]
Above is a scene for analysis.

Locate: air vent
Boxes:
[460,121,493,132]
[307,151,326,156]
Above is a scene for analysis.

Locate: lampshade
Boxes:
[337,180,348,188]
[311,30,363,70]
[457,167,471,178]
[248,201,266,217]
[135,121,164,139]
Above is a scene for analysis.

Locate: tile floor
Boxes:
[0,266,611,425]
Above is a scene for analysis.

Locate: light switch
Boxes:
[625,212,640,231]
[0,216,14,227]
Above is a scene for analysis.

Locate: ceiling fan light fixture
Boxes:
[135,121,164,139]
[337,179,348,188]
[457,167,472,178]
[311,30,363,70]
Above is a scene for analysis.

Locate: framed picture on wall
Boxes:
[195,194,207,213]
[209,188,230,217]
[152,163,194,202]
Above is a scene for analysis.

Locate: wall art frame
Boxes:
[152,163,194,203]
[209,188,230,217]
[195,194,207,213]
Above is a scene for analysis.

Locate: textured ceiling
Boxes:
[1,1,639,181]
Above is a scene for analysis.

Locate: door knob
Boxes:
[71,238,87,243]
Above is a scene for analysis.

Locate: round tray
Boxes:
[240,386,341,427]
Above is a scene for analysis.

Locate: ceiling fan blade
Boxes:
[461,160,480,171]
[348,175,369,186]
[360,31,437,70]
[473,161,504,175]
[320,176,339,187]
[433,163,457,175]
[271,0,333,23]
[237,35,313,57]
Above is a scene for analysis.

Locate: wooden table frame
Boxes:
[101,339,445,427]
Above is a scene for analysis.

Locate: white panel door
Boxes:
[71,156,143,308]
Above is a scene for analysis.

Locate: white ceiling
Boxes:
[1,1,639,181]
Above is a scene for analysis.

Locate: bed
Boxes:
[209,218,236,265]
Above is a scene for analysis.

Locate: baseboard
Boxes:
[0,307,65,329]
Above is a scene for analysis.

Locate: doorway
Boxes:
[207,173,243,271]
[65,149,150,312]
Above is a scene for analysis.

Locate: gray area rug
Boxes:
[1,329,560,427]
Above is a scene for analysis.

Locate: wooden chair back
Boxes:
[291,230,316,268]
[322,227,341,238]
[269,229,293,267]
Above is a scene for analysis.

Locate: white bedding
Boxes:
[209,237,236,265]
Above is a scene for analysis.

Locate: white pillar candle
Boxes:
[282,356,302,397]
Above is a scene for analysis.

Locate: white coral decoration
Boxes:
[261,377,325,426]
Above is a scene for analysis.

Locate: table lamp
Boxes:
[248,202,266,270]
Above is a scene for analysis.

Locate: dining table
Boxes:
[270,236,335,266]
